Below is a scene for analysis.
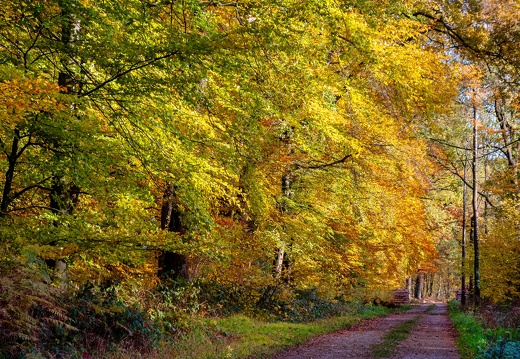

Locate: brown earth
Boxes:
[271,303,460,359]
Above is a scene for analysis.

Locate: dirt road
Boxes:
[271,303,460,359]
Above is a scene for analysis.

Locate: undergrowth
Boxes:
[0,260,402,359]
[448,301,520,359]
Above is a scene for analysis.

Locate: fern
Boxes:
[0,253,75,357]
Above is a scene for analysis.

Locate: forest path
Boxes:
[270,303,460,359]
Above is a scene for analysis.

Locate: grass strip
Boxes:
[370,316,420,358]
[447,301,487,359]
[161,305,405,359]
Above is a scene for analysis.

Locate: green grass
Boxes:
[448,301,487,359]
[158,305,402,359]
[448,301,520,359]
[370,316,420,358]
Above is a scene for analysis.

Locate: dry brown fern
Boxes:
[0,260,76,356]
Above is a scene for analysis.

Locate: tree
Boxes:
[0,0,462,304]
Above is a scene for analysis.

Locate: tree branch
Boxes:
[296,154,353,170]
[413,11,502,59]
[8,205,55,213]
[427,137,471,151]
[11,177,54,201]
[80,51,180,97]
[429,152,495,207]
[199,1,238,7]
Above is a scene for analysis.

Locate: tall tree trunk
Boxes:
[45,3,81,274]
[428,273,434,297]
[495,98,518,189]
[461,157,468,306]
[157,184,189,280]
[49,0,81,216]
[274,170,293,282]
[274,245,285,277]
[472,103,481,307]
[414,273,423,300]
[273,125,295,281]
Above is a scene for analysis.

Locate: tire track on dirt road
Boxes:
[271,303,460,359]
[389,303,459,359]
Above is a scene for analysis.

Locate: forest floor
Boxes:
[270,302,460,359]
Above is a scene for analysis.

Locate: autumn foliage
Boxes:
[0,0,519,357]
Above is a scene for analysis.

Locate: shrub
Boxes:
[62,282,162,354]
[481,339,520,359]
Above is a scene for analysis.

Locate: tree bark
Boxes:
[157,184,189,280]
[274,127,294,281]
[274,170,293,282]
[428,273,434,297]
[414,274,423,300]
[472,102,481,307]
[44,0,82,274]
[495,98,518,188]
[469,275,473,300]
[461,156,468,305]
[406,277,412,301]
[0,129,20,216]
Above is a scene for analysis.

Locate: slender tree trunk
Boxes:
[461,158,468,305]
[495,99,518,189]
[469,275,473,301]
[0,129,20,216]
[406,277,412,301]
[472,103,481,307]
[275,245,285,278]
[436,277,442,299]
[58,0,80,94]
[274,165,293,282]
[49,0,81,216]
[483,162,490,235]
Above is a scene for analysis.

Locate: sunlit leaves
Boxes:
[0,72,65,129]
[0,0,464,299]
[481,198,520,302]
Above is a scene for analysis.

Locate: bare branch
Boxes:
[199,1,238,7]
[429,152,495,207]
[296,154,353,170]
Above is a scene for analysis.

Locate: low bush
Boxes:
[63,282,162,354]
[199,281,354,322]
[481,340,520,359]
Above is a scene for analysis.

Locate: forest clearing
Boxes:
[1,0,519,358]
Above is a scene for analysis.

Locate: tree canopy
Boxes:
[1,0,520,356]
